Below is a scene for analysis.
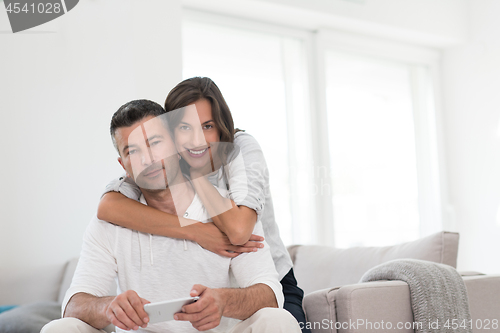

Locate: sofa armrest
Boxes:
[57,258,79,304]
[462,274,500,332]
[303,281,414,333]
[335,281,414,333]
[303,276,500,333]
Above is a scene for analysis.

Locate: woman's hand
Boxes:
[189,222,264,258]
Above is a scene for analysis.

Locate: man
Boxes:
[41,100,300,333]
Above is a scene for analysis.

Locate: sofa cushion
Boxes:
[0,264,65,306]
[0,301,61,333]
[289,231,459,295]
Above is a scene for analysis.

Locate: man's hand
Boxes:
[106,290,150,331]
[190,222,264,258]
[174,285,225,331]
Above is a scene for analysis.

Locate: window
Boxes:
[325,51,420,247]
[182,11,445,247]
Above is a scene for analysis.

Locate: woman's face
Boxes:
[174,98,221,171]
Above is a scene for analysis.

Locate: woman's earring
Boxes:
[178,154,181,160]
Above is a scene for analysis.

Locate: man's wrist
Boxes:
[98,296,114,325]
[64,294,114,329]
[214,288,229,317]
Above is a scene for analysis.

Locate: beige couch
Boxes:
[1,231,499,333]
[289,231,500,333]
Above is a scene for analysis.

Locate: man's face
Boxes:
[115,115,180,191]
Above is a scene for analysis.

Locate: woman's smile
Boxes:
[186,147,210,157]
[175,99,220,170]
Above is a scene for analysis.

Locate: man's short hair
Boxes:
[110,99,165,153]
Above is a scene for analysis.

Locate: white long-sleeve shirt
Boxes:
[63,192,283,333]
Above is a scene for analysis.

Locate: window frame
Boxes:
[182,8,452,246]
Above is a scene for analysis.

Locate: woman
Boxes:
[98,77,309,332]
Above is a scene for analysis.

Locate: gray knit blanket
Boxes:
[360,259,472,333]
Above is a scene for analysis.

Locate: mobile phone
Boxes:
[144,296,199,324]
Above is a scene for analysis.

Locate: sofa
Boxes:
[290,231,500,333]
[1,231,499,333]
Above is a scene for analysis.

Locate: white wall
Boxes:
[0,0,182,268]
[442,0,500,273]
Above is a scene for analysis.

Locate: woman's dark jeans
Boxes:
[281,268,311,333]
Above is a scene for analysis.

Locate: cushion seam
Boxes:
[441,231,445,264]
